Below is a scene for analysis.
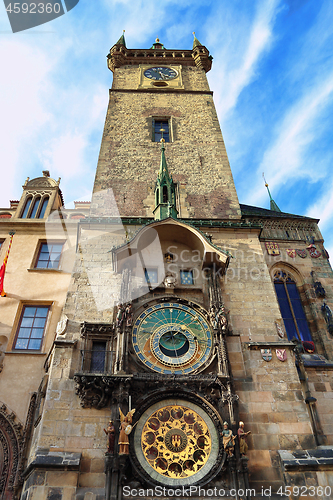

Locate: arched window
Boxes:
[21,197,32,218]
[30,197,41,218]
[273,269,312,342]
[38,197,49,218]
[163,186,168,203]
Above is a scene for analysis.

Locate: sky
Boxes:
[0,0,333,254]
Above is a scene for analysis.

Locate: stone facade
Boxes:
[1,36,333,500]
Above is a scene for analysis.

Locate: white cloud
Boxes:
[209,0,282,120]
[246,74,333,206]
[0,39,53,205]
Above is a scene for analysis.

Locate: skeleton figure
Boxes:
[125,303,133,327]
[209,305,217,329]
[116,304,125,328]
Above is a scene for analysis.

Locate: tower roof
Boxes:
[150,37,165,49]
[115,30,126,47]
[192,32,202,49]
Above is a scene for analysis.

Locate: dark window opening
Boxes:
[38,197,49,218]
[153,119,169,142]
[30,197,41,218]
[163,186,168,203]
[22,198,32,218]
[90,342,107,373]
[274,274,312,342]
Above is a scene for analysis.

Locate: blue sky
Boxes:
[1,0,333,254]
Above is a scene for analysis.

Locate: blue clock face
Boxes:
[144,67,178,81]
[132,302,212,374]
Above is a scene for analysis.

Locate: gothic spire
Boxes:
[158,139,171,183]
[153,140,178,220]
[263,173,281,212]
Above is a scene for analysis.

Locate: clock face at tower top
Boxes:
[144,67,178,81]
[132,302,212,374]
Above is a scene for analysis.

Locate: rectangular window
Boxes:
[153,119,169,142]
[145,268,158,284]
[35,242,64,269]
[90,341,107,373]
[180,270,194,285]
[0,240,4,250]
[14,305,49,350]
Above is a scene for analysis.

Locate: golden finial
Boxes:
[155,37,160,42]
[123,29,125,33]
[192,31,195,36]
[262,172,268,188]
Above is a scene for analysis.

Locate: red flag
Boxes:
[0,234,14,297]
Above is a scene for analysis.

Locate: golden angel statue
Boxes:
[119,408,136,455]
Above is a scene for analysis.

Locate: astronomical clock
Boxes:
[132,302,213,374]
[121,294,229,488]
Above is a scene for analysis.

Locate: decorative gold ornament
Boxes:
[141,404,211,479]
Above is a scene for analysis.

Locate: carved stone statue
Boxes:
[238,421,251,456]
[221,421,235,457]
[322,302,333,334]
[119,408,136,455]
[104,420,115,454]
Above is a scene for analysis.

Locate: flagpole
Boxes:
[0,231,15,297]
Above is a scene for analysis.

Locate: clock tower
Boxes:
[20,33,329,500]
[93,34,241,220]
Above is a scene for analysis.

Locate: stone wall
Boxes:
[92,65,241,220]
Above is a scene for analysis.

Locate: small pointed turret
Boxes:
[263,173,281,212]
[192,31,202,49]
[191,32,212,72]
[116,30,126,47]
[151,37,165,50]
[153,139,178,220]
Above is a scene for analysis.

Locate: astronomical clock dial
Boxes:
[132,302,212,374]
[133,399,220,486]
[144,66,178,81]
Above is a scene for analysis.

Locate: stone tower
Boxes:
[18,34,333,500]
[92,34,241,220]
